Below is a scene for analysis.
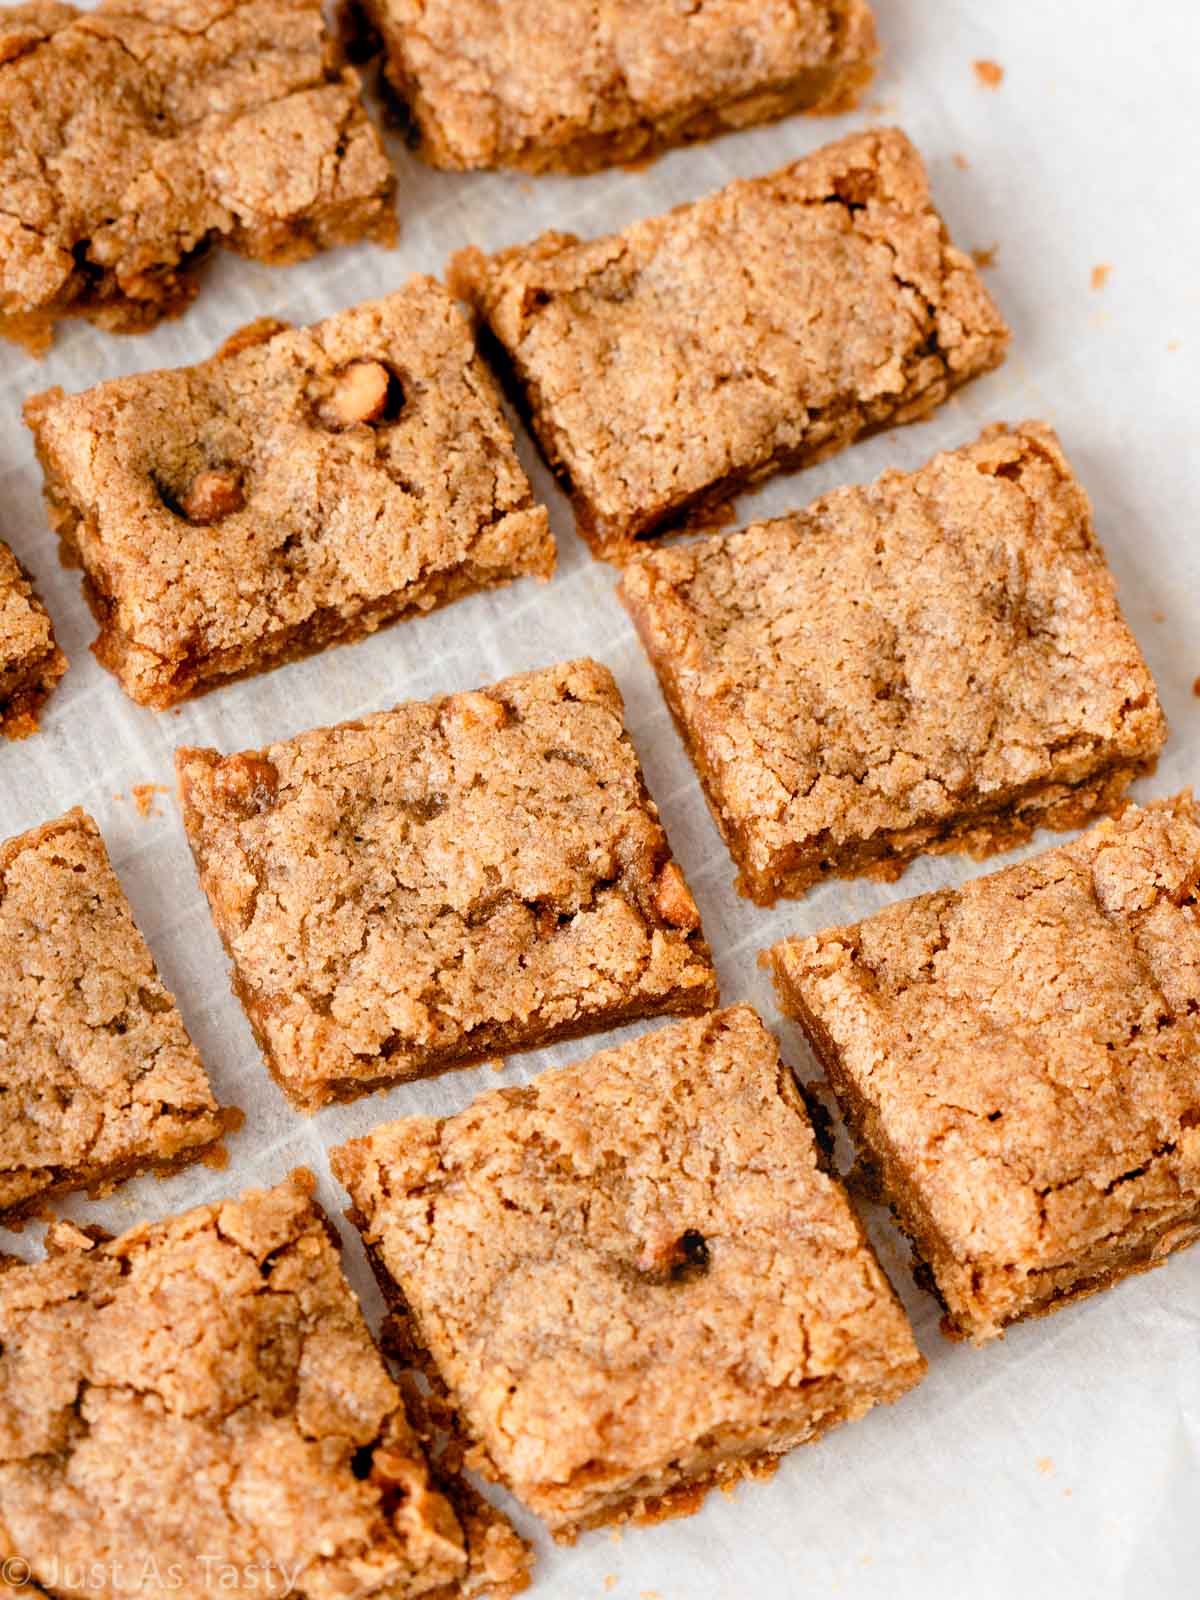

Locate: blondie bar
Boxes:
[621,423,1166,902]
[332,1007,925,1538]
[0,1171,531,1598]
[177,659,717,1110]
[0,807,225,1225]
[0,539,65,737]
[357,0,877,174]
[769,795,1200,1342]
[0,0,395,353]
[25,283,553,708]
[450,128,1009,557]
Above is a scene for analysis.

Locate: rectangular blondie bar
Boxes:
[177,659,717,1109]
[769,795,1200,1342]
[0,539,65,737]
[332,1007,925,1538]
[450,128,1009,557]
[0,0,395,353]
[0,1171,530,1598]
[359,0,877,174]
[26,281,554,708]
[0,807,226,1225]
[621,422,1166,902]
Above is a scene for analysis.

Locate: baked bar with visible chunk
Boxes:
[332,1006,926,1539]
[356,0,878,175]
[0,807,226,1225]
[620,422,1166,903]
[0,539,65,737]
[449,128,1009,557]
[25,281,554,708]
[0,1170,531,1599]
[768,794,1200,1343]
[0,0,396,354]
[176,659,718,1110]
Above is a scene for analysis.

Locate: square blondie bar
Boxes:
[0,807,226,1225]
[358,0,877,174]
[621,423,1166,902]
[26,281,554,708]
[0,1171,530,1599]
[0,539,65,738]
[0,0,395,353]
[769,795,1200,1343]
[332,1007,925,1538]
[177,659,717,1110]
[450,128,1009,557]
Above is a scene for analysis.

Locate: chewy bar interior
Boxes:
[620,422,1166,903]
[25,281,554,708]
[176,659,718,1110]
[332,1007,926,1539]
[0,807,226,1225]
[0,538,65,738]
[0,0,395,353]
[0,1171,532,1600]
[450,127,1009,557]
[769,795,1200,1343]
[360,0,878,175]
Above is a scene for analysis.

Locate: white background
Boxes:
[2,2,1198,1596]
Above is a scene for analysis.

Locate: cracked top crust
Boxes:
[0,0,395,350]
[620,422,1166,899]
[364,0,877,173]
[25,282,554,708]
[176,659,718,1110]
[769,796,1200,1323]
[332,1006,924,1529]
[0,1170,529,1600]
[449,128,1009,553]
[0,807,224,1223]
[0,539,65,733]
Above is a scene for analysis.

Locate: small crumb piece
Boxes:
[200,1143,230,1170]
[953,151,970,170]
[1192,676,1200,698]
[181,469,244,525]
[1152,611,1167,623]
[653,861,701,930]
[604,1580,617,1594]
[318,360,393,428]
[130,782,171,819]
[1036,1456,1054,1476]
[1090,263,1112,291]
[971,244,998,269]
[1168,341,1181,353]
[973,58,1004,88]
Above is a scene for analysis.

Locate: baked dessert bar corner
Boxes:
[0,539,65,737]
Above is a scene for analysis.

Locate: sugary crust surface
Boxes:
[25,282,554,708]
[362,0,877,174]
[449,128,1009,555]
[0,1171,531,1600]
[621,422,1167,903]
[176,659,718,1110]
[332,1006,925,1537]
[0,807,225,1224]
[0,540,65,737]
[769,795,1200,1342]
[0,0,396,352]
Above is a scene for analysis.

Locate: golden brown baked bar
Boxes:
[0,807,226,1225]
[0,539,65,737]
[0,0,396,354]
[357,0,878,174]
[25,282,553,708]
[176,659,718,1110]
[0,1171,531,1599]
[621,422,1166,903]
[450,128,1009,558]
[769,795,1200,1343]
[332,1007,926,1539]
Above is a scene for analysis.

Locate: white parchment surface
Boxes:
[1,2,1197,1595]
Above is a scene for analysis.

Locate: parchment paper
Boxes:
[2,2,1197,1595]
